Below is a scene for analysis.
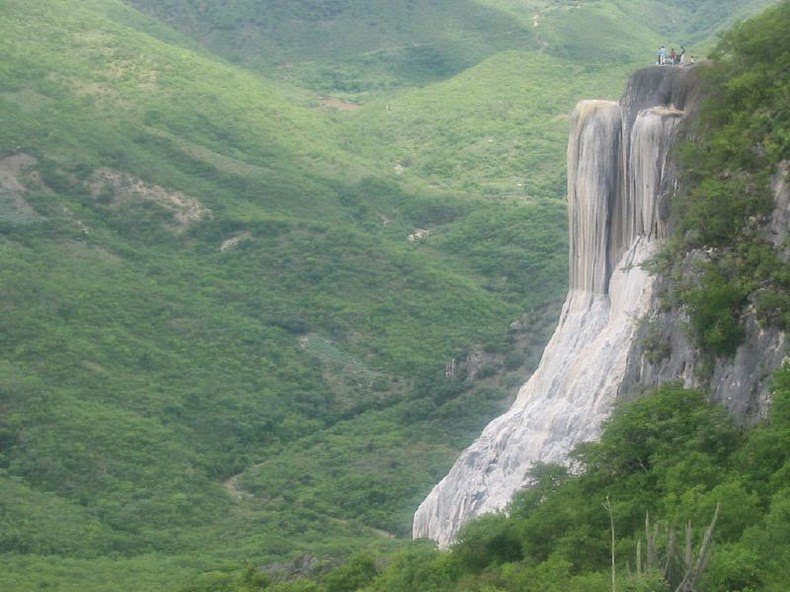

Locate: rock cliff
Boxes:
[413,66,695,546]
[621,160,788,421]
[414,64,785,546]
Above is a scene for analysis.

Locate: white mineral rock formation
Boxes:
[413,88,685,547]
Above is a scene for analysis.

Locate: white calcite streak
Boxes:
[413,96,684,548]
[568,100,622,294]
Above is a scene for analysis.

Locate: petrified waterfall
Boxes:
[413,68,691,547]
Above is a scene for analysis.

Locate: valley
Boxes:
[0,1,784,590]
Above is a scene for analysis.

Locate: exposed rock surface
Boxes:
[413,66,698,547]
[89,167,210,229]
[414,65,786,547]
[0,153,40,223]
[622,161,788,422]
[769,161,789,257]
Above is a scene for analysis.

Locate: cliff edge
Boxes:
[413,65,700,546]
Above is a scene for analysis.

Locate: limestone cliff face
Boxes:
[413,65,786,547]
[617,70,787,423]
[620,160,788,421]
[413,66,698,547]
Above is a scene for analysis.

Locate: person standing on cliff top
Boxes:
[658,45,667,65]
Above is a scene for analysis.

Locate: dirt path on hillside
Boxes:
[222,472,254,500]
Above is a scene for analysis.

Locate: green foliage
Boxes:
[267,582,324,592]
[125,0,540,92]
[669,0,789,355]
[452,514,522,573]
[181,564,278,592]
[0,0,782,590]
[366,541,456,592]
[322,554,378,592]
[0,0,566,586]
[580,385,739,481]
[702,543,762,591]
[346,51,635,200]
[122,0,770,93]
[684,267,748,354]
[347,373,789,591]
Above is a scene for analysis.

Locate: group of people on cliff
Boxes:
[657,45,690,65]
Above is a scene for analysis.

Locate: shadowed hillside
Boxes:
[123,0,775,92]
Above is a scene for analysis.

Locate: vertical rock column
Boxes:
[413,70,689,548]
[567,100,622,294]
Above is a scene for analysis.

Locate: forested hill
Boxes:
[196,4,788,591]
[277,3,788,591]
[0,0,783,590]
[124,0,776,92]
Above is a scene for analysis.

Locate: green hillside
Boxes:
[0,0,780,590]
[187,8,789,590]
[123,0,776,92]
[125,0,537,91]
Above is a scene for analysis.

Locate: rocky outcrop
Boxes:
[413,66,698,547]
[413,64,786,547]
[621,161,788,422]
[89,168,211,230]
[768,161,789,256]
[0,153,41,224]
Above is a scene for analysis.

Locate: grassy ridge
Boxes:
[124,0,539,90]
[345,52,636,199]
[121,0,776,93]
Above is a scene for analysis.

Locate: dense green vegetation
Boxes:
[188,371,790,591]
[0,0,782,590]
[123,0,776,93]
[160,4,790,591]
[666,0,789,355]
